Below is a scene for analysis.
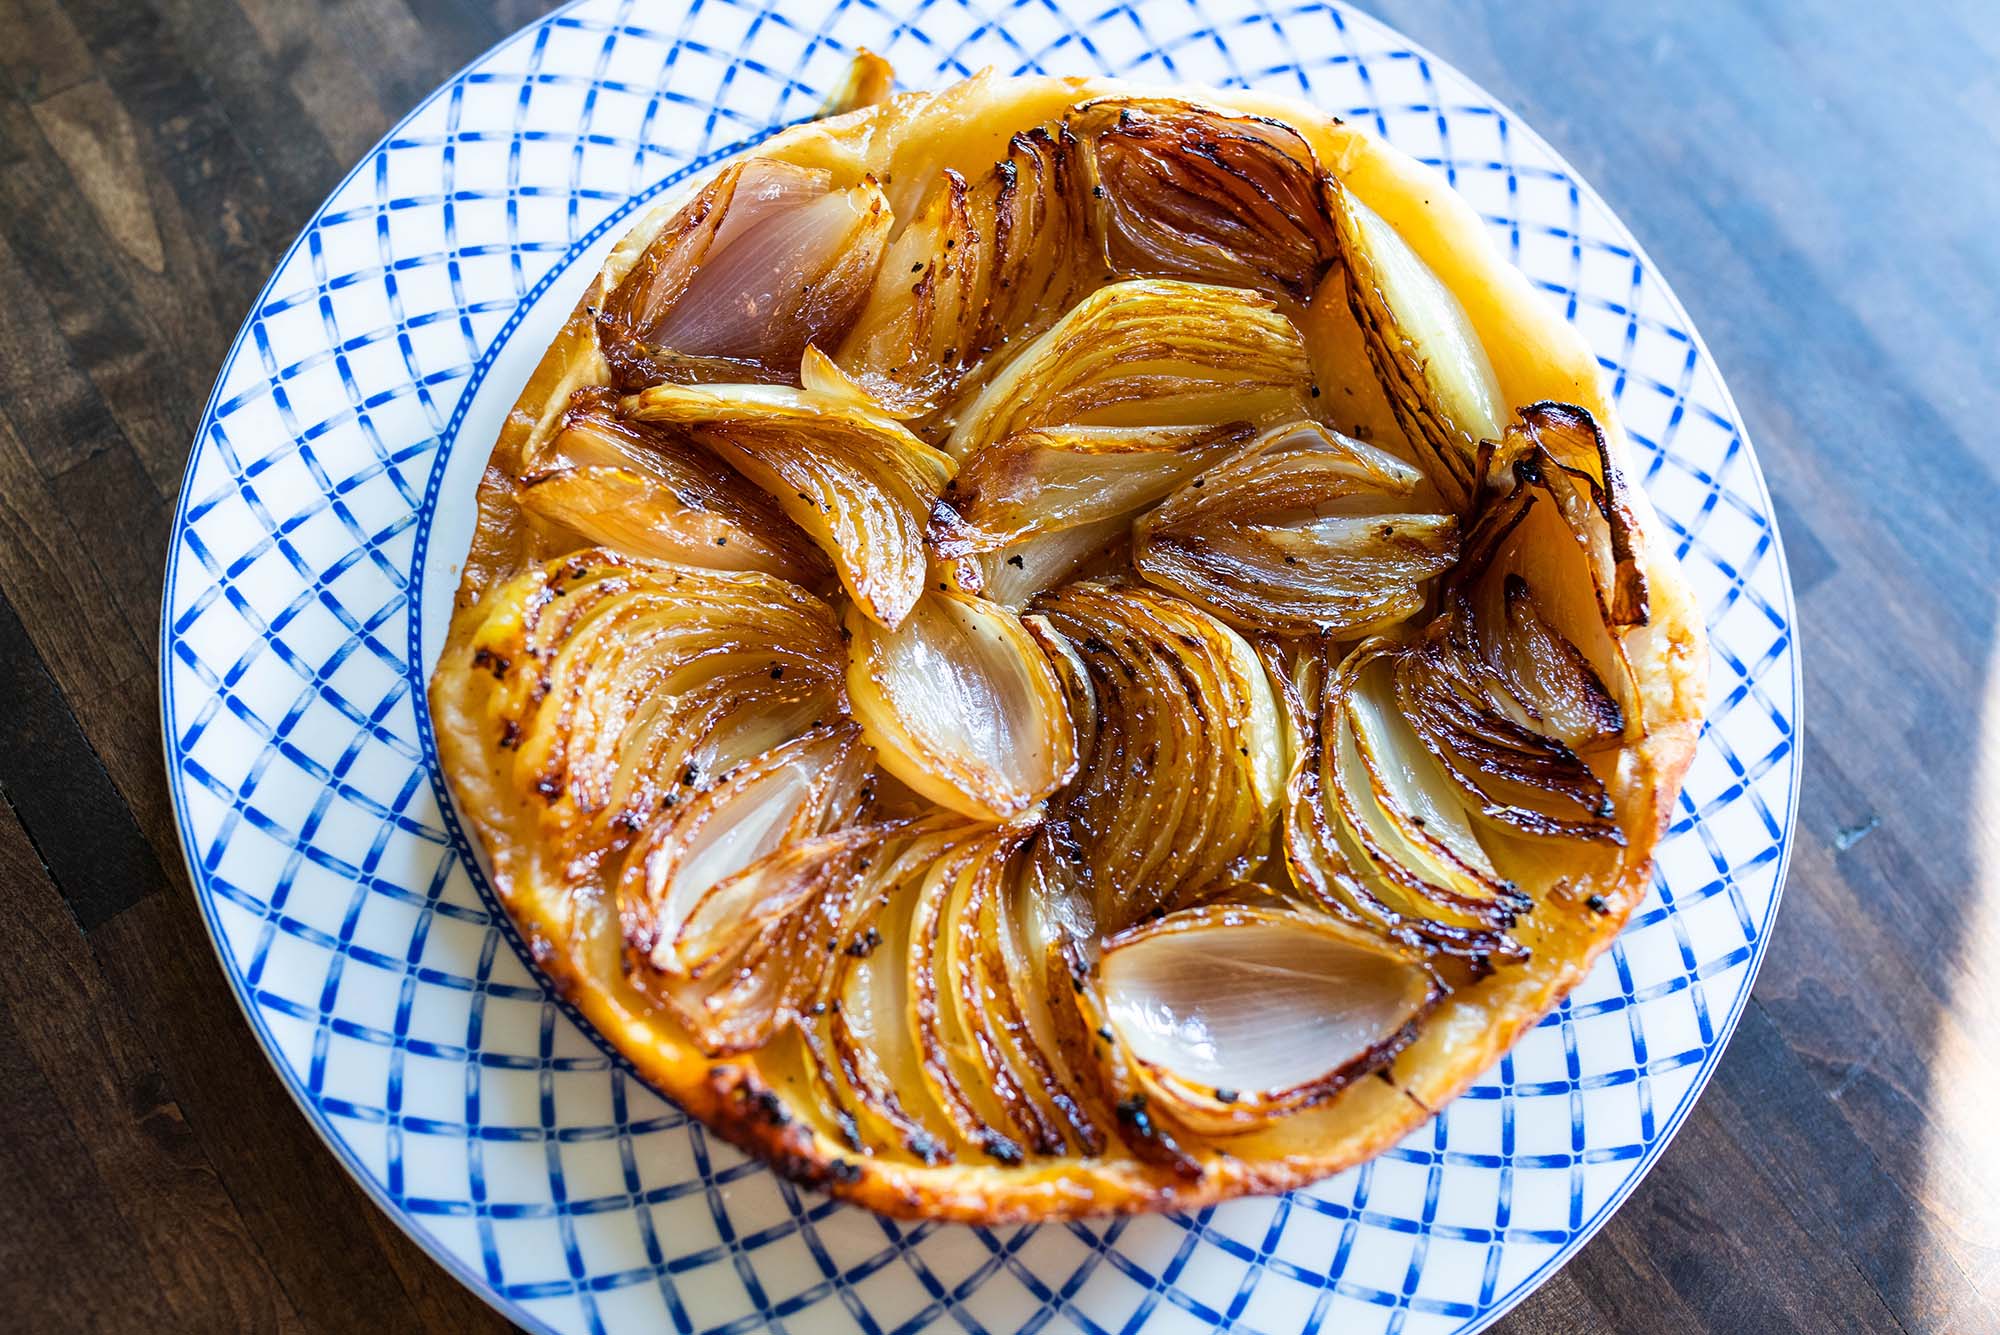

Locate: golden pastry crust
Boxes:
[429,71,1708,1222]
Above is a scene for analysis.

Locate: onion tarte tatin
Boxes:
[429,60,1707,1222]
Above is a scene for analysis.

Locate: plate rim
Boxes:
[154,3,1806,1331]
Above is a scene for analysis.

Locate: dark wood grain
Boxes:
[0,1,1993,1331]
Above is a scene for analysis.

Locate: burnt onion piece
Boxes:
[599,158,890,387]
[944,277,1314,461]
[621,379,956,629]
[836,127,1087,419]
[1094,904,1440,1137]
[516,388,828,585]
[1133,421,1459,638]
[1072,98,1340,302]
[1330,182,1504,511]
[463,550,848,886]
[1032,582,1285,933]
[843,590,1078,822]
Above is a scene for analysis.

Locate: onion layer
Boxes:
[1497,401,1649,627]
[1097,904,1439,1135]
[517,389,826,584]
[463,550,848,885]
[936,422,1251,554]
[971,513,1131,611]
[837,127,1086,419]
[616,719,868,999]
[1274,638,1527,962]
[1331,185,1503,510]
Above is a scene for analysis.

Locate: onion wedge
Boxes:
[1034,582,1285,931]
[824,818,987,1161]
[621,381,956,628]
[599,159,890,387]
[969,514,1132,611]
[1273,637,1528,962]
[517,389,826,584]
[1330,184,1503,510]
[1134,421,1459,637]
[1498,401,1649,627]
[460,550,847,884]
[836,127,1086,419]
[1073,98,1338,302]
[1455,576,1625,750]
[935,422,1251,555]
[617,722,870,982]
[1336,643,1529,920]
[1097,904,1439,1136]
[1394,630,1622,844]
[944,277,1313,461]
[844,591,1077,822]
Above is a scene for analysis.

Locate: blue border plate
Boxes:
[159,3,1800,1332]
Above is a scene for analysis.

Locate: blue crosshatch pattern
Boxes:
[157,2,1799,1333]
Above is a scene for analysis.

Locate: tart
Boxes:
[428,61,1708,1222]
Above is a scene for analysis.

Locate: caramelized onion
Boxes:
[1034,583,1284,932]
[1272,638,1527,961]
[1396,629,1622,843]
[618,723,869,979]
[1457,408,1646,731]
[1459,576,1624,749]
[663,810,977,1062]
[1337,643,1527,919]
[1331,185,1503,509]
[945,278,1313,461]
[600,159,890,386]
[517,390,826,584]
[989,835,1106,1153]
[972,514,1131,611]
[1502,402,1649,627]
[1133,421,1458,637]
[910,827,1053,1160]
[825,819,985,1161]
[1097,904,1438,1135]
[1073,98,1338,302]
[837,127,1086,418]
[936,422,1250,555]
[621,381,956,628]
[844,591,1077,822]
[463,551,846,883]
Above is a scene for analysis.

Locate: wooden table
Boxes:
[2,1,1993,1330]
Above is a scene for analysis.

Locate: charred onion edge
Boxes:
[1514,400,1649,627]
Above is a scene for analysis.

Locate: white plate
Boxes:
[159,2,1801,1331]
